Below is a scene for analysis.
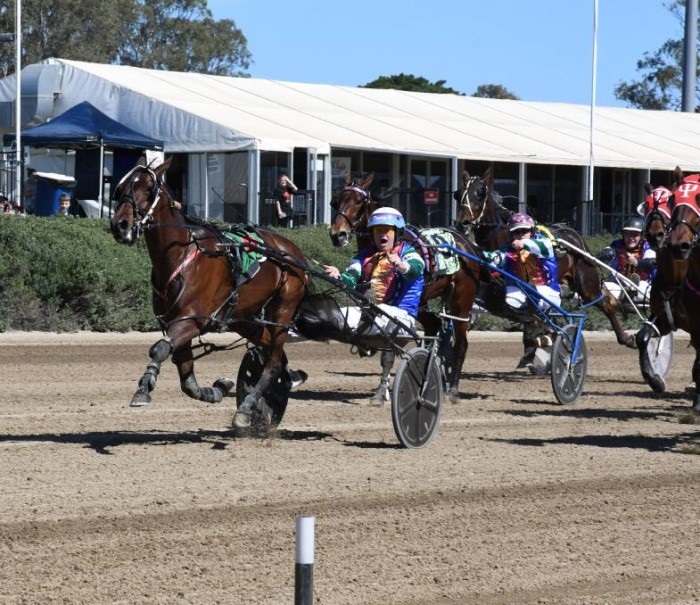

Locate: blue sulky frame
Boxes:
[436,243,589,405]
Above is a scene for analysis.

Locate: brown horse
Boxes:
[455,167,636,350]
[638,168,700,408]
[329,172,484,403]
[110,158,309,429]
[639,182,673,251]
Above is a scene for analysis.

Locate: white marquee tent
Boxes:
[1,58,700,171]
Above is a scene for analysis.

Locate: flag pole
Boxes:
[585,0,598,237]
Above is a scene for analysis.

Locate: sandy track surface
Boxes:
[0,330,699,604]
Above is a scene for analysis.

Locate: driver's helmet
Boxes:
[622,217,645,234]
[367,207,405,234]
[507,212,535,233]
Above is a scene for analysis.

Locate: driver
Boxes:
[483,212,561,312]
[597,216,655,304]
[323,207,425,339]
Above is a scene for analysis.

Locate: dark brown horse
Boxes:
[455,167,636,349]
[110,158,309,429]
[329,172,484,403]
[638,168,700,409]
[639,182,673,251]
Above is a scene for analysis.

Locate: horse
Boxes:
[329,172,485,403]
[455,167,637,351]
[637,168,700,409]
[110,158,309,429]
[639,182,673,251]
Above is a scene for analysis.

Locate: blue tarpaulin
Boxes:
[3,101,163,149]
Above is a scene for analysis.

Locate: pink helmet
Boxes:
[508,213,535,232]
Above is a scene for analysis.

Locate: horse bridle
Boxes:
[332,185,372,234]
[668,203,700,246]
[458,176,488,228]
[113,165,163,231]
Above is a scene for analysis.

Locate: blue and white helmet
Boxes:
[367,207,405,232]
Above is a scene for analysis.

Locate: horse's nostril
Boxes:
[118,219,129,232]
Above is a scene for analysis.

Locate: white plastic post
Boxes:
[295,515,314,605]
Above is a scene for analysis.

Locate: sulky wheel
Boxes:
[550,324,587,405]
[391,347,443,448]
[235,347,290,428]
[643,331,674,392]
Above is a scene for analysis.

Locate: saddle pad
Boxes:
[419,228,461,276]
[221,228,265,274]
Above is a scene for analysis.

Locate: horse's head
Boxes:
[454,167,493,234]
[110,158,173,245]
[639,183,673,250]
[666,170,700,260]
[329,172,375,247]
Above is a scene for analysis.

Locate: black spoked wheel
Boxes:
[235,347,290,428]
[391,347,443,449]
[551,324,587,405]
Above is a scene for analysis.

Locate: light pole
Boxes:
[14,0,21,207]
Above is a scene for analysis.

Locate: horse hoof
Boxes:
[685,382,696,394]
[289,369,308,389]
[210,388,224,404]
[370,389,390,406]
[213,378,235,397]
[233,410,252,428]
[130,392,151,407]
[624,337,638,350]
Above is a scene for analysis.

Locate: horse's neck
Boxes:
[145,206,192,277]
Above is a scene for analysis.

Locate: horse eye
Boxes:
[477,186,486,198]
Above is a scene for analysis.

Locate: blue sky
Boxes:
[207,0,682,108]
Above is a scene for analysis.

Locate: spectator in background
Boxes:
[275,173,297,228]
[56,193,72,217]
[24,168,37,214]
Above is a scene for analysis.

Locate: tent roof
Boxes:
[2,58,700,170]
[3,100,163,150]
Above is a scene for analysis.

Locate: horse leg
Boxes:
[130,338,173,407]
[370,349,395,405]
[233,347,287,428]
[598,297,636,348]
[172,343,233,404]
[691,339,700,414]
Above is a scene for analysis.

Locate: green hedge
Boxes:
[0,215,629,333]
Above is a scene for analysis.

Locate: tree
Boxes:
[362,73,465,95]
[0,0,130,78]
[117,0,251,76]
[0,0,251,78]
[614,0,699,110]
[471,84,519,100]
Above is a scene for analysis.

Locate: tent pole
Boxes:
[99,141,105,218]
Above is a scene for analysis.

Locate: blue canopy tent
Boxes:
[4,101,163,215]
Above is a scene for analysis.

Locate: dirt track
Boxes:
[0,330,699,605]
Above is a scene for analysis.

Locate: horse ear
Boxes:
[673,165,683,186]
[483,166,493,188]
[360,172,374,190]
[644,183,653,194]
[461,171,470,187]
[155,157,172,178]
[344,172,351,187]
